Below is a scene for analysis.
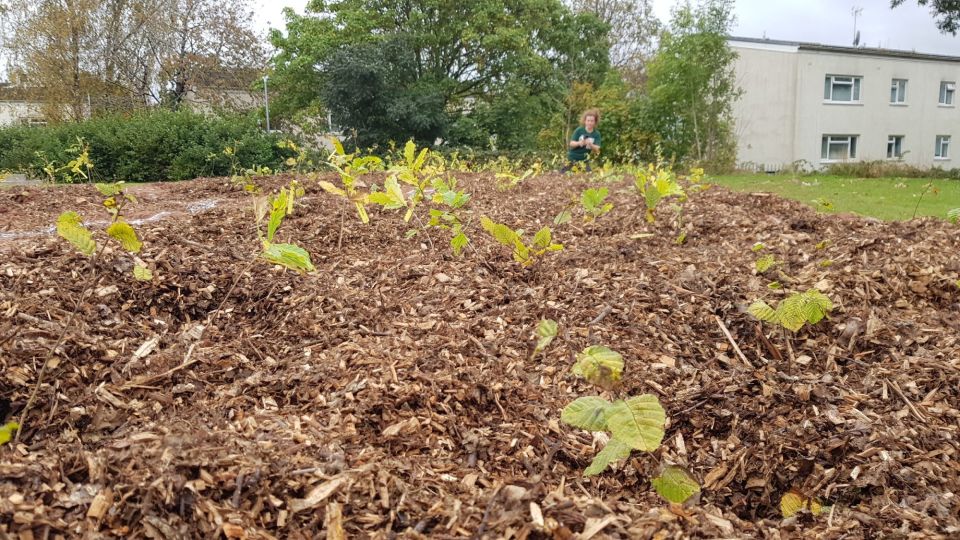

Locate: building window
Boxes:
[887,136,904,159]
[821,135,858,161]
[935,135,951,159]
[824,75,862,102]
[890,79,907,103]
[939,82,955,105]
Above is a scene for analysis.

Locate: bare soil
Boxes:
[1,173,958,539]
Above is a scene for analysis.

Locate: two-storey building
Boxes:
[729,36,960,170]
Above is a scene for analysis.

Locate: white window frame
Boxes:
[824,75,862,103]
[939,81,955,106]
[890,79,907,104]
[887,135,904,159]
[821,135,858,162]
[935,135,951,159]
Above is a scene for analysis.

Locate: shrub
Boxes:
[0,110,297,183]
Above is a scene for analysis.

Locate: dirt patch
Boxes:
[1,173,958,538]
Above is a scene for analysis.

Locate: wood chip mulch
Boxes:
[1,172,958,539]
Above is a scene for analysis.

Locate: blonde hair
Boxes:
[581,108,601,125]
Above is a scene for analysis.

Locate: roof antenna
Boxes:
[851,6,863,46]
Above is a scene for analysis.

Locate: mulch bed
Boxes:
[1,172,958,539]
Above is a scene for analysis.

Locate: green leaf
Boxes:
[748,300,778,323]
[267,190,289,243]
[554,209,572,225]
[532,227,552,249]
[0,421,19,446]
[606,395,666,451]
[751,242,766,252]
[56,211,96,256]
[584,438,632,476]
[369,176,407,210]
[133,264,153,281]
[480,216,520,247]
[581,187,608,211]
[532,319,558,357]
[560,396,612,431]
[262,243,315,273]
[947,208,960,224]
[107,221,142,253]
[652,466,701,504]
[572,346,624,387]
[450,231,468,256]
[755,254,777,273]
[404,139,416,167]
[95,183,123,197]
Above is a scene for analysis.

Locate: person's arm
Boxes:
[569,128,585,149]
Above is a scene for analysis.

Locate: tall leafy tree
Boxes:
[641,0,740,168]
[566,0,661,84]
[269,0,610,149]
[0,0,265,120]
[891,0,960,34]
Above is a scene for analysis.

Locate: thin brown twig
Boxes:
[714,315,751,367]
[887,379,927,422]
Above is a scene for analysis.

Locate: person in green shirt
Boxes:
[562,108,601,173]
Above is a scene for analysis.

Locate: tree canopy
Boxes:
[269,0,610,149]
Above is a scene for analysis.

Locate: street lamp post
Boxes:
[263,75,271,132]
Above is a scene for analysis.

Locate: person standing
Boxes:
[562,108,602,172]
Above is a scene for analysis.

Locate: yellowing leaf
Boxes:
[532,319,557,358]
[57,211,96,256]
[480,216,520,247]
[584,438,632,476]
[652,466,701,504]
[319,180,346,196]
[133,264,153,281]
[0,421,19,446]
[107,221,142,253]
[560,396,611,432]
[606,395,666,451]
[262,243,315,273]
[368,176,407,210]
[572,346,624,387]
[780,489,825,518]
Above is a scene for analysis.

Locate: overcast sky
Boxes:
[254,0,960,55]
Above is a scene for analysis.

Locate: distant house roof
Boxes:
[190,66,262,91]
[0,83,40,102]
[728,36,960,64]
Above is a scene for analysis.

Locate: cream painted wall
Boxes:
[731,39,960,169]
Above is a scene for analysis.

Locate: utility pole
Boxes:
[263,75,271,132]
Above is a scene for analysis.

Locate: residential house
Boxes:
[0,83,46,127]
[729,36,960,170]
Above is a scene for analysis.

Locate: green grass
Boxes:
[712,174,960,221]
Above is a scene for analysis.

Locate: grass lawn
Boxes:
[711,174,960,221]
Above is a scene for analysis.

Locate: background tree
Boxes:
[269,0,610,149]
[891,0,960,34]
[641,0,740,168]
[566,0,661,85]
[0,0,266,121]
